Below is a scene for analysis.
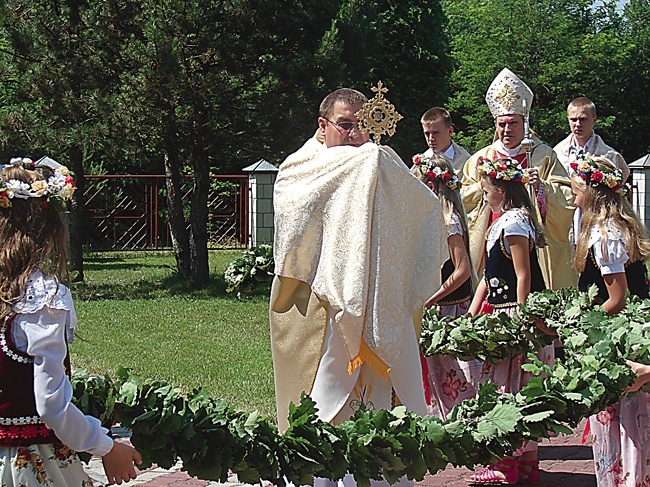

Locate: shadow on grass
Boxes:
[83,254,176,271]
[73,271,271,302]
[83,261,176,271]
[73,250,271,301]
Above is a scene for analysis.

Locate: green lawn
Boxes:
[70,251,276,418]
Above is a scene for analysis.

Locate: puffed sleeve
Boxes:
[500,209,536,254]
[501,210,534,239]
[592,236,628,275]
[447,212,463,237]
[18,308,114,456]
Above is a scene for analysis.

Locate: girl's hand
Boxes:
[534,317,557,336]
[468,278,488,316]
[102,440,142,485]
[624,360,650,393]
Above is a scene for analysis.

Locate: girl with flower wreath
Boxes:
[0,158,141,486]
[410,154,481,421]
[570,155,650,487]
[467,157,552,485]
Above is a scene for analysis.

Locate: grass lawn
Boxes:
[70,251,276,418]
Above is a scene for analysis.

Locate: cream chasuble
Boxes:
[271,136,446,432]
[461,138,577,291]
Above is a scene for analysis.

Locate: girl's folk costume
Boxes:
[0,157,139,487]
[571,156,650,487]
[580,222,650,487]
[469,156,552,485]
[479,207,551,392]
[410,154,480,420]
[0,270,110,486]
[425,210,480,419]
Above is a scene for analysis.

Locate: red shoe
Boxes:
[518,460,540,484]
[471,457,519,484]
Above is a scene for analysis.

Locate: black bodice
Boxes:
[438,258,473,306]
[578,247,649,302]
[484,232,546,308]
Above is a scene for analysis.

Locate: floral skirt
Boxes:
[478,303,555,394]
[478,303,555,454]
[425,300,483,420]
[589,392,650,487]
[0,443,92,487]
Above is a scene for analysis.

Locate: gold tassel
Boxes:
[347,339,391,381]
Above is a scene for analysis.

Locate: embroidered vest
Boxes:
[438,259,472,306]
[0,314,68,446]
[484,232,546,308]
[578,248,649,302]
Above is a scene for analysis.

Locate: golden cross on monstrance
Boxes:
[355,81,403,145]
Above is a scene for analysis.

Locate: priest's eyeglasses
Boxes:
[325,118,360,132]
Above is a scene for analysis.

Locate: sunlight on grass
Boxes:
[70,251,276,418]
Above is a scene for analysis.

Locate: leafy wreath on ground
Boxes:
[71,285,650,487]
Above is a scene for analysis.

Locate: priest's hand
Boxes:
[527,167,541,190]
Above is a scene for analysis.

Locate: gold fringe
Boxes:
[348,339,391,381]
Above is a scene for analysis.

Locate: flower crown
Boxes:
[570,155,626,194]
[476,157,529,184]
[412,153,460,191]
[0,157,76,210]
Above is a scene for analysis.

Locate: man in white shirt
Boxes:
[554,97,629,181]
[420,107,470,175]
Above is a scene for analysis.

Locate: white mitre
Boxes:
[485,68,534,119]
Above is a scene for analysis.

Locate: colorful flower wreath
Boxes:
[476,157,529,184]
[0,157,76,209]
[412,153,460,191]
[570,156,626,194]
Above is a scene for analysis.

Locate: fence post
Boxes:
[629,155,650,232]
[242,159,279,247]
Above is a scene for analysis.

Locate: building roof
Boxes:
[629,154,650,169]
[242,159,278,173]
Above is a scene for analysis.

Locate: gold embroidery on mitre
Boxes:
[494,83,520,113]
[355,80,403,144]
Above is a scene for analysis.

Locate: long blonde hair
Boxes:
[573,158,650,272]
[411,155,471,258]
[0,164,68,321]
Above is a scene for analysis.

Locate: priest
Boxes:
[269,88,447,487]
[461,68,576,290]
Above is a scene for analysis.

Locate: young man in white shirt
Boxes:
[554,97,629,181]
[420,107,470,175]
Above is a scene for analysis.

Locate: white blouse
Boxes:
[588,222,628,275]
[487,208,536,254]
[447,211,463,238]
[9,270,113,456]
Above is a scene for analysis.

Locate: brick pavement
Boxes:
[415,419,595,486]
[86,420,595,487]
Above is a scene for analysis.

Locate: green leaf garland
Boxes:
[70,287,650,483]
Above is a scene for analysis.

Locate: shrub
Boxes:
[224,244,274,296]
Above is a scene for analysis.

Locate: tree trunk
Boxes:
[68,145,85,282]
[162,104,191,277]
[189,143,210,289]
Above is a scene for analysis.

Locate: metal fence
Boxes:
[83,174,249,250]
